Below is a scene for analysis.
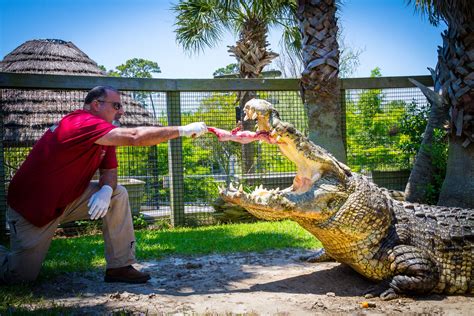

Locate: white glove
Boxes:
[178,122,208,138]
[88,185,113,220]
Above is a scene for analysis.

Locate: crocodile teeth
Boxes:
[276,135,281,142]
[229,182,236,191]
[243,114,249,121]
[270,129,276,136]
[256,184,265,192]
[218,185,224,194]
[238,184,243,192]
[251,112,258,120]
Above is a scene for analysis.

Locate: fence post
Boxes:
[340,87,347,154]
[166,91,185,227]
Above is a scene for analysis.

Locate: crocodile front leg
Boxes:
[366,245,439,300]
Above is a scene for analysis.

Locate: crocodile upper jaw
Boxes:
[243,98,348,193]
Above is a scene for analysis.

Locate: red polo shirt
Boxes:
[7,110,118,227]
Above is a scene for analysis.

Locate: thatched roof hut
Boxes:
[1,39,158,146]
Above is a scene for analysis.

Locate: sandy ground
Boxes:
[33,248,473,315]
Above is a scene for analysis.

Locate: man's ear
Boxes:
[90,100,101,112]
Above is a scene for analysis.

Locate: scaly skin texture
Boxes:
[215,99,474,300]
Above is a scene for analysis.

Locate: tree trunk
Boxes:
[438,138,474,208]
[436,20,474,207]
[304,89,346,161]
[297,0,346,162]
[404,76,448,203]
[228,19,278,174]
[240,91,257,174]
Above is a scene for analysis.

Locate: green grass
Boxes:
[0,220,320,313]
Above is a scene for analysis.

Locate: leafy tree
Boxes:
[100,58,161,78]
[97,64,107,73]
[346,68,411,172]
[213,63,239,77]
[113,58,161,78]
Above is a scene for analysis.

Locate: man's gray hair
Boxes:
[84,86,119,105]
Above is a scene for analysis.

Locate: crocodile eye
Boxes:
[327,198,340,209]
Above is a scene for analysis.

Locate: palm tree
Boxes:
[406,0,474,207]
[173,0,299,173]
[174,0,298,78]
[296,0,346,162]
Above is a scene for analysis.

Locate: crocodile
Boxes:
[208,99,474,300]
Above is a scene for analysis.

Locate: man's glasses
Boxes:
[96,99,123,110]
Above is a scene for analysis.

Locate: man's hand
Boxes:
[178,122,208,138]
[88,185,113,220]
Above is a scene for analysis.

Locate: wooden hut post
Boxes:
[166,91,185,227]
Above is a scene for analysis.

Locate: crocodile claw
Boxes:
[363,282,400,301]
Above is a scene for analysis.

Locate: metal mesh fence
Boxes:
[135,90,306,226]
[0,87,306,228]
[0,77,431,231]
[345,86,430,190]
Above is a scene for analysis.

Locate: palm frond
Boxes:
[173,0,301,59]
[406,0,473,25]
[173,0,227,53]
[281,25,302,60]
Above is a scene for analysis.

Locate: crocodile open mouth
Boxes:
[209,98,350,192]
[210,98,351,220]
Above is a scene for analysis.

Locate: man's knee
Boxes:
[113,185,129,200]
[109,185,131,216]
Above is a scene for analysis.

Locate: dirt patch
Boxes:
[35,248,473,315]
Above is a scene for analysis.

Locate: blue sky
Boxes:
[0,0,446,78]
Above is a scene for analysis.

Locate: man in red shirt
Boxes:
[1,86,208,284]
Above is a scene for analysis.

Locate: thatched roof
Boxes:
[1,39,158,146]
[0,39,105,76]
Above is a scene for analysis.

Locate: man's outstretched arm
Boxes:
[95,123,207,146]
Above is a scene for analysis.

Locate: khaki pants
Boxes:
[0,183,136,284]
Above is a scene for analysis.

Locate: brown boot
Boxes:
[104,265,151,284]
